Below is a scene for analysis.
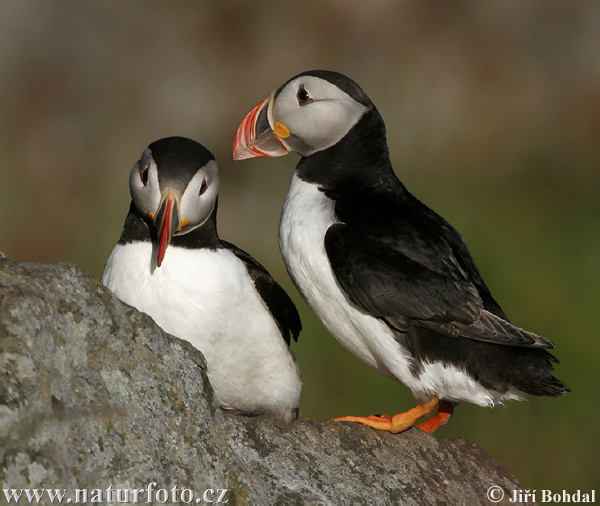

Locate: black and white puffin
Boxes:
[102,136,302,423]
[232,70,569,434]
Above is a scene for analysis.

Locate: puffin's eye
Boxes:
[297,85,313,106]
[140,168,149,186]
[199,179,208,196]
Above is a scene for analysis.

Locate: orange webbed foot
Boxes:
[334,398,439,434]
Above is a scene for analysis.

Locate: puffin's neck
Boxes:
[117,202,152,245]
[117,198,222,250]
[295,107,402,196]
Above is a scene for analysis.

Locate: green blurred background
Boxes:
[1,0,598,492]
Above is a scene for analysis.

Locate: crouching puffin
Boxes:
[232,70,569,434]
[102,136,302,423]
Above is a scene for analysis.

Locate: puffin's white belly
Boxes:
[279,175,414,382]
[102,243,301,421]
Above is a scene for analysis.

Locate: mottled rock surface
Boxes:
[0,256,530,505]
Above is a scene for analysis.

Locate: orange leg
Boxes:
[418,400,454,434]
[334,398,439,434]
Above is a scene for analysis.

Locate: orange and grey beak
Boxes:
[232,93,291,160]
[153,189,182,267]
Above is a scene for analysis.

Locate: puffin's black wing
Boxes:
[222,241,301,346]
[325,192,553,349]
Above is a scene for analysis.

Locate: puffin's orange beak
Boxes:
[154,190,181,267]
[232,93,290,160]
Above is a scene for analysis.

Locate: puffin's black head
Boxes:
[273,70,372,107]
[129,136,220,266]
[232,70,377,160]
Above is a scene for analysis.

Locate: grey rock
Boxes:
[0,256,530,505]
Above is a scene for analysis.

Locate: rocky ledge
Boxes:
[0,256,529,505]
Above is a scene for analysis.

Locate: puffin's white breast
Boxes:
[102,243,301,421]
[279,174,414,383]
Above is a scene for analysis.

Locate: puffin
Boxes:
[102,136,302,423]
[232,70,569,434]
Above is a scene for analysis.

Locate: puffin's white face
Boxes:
[129,146,220,266]
[129,149,220,232]
[233,74,369,159]
[272,76,369,156]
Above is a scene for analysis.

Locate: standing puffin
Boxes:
[102,136,302,423]
[232,71,569,434]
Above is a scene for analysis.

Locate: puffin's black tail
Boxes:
[405,325,571,398]
[512,348,571,398]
